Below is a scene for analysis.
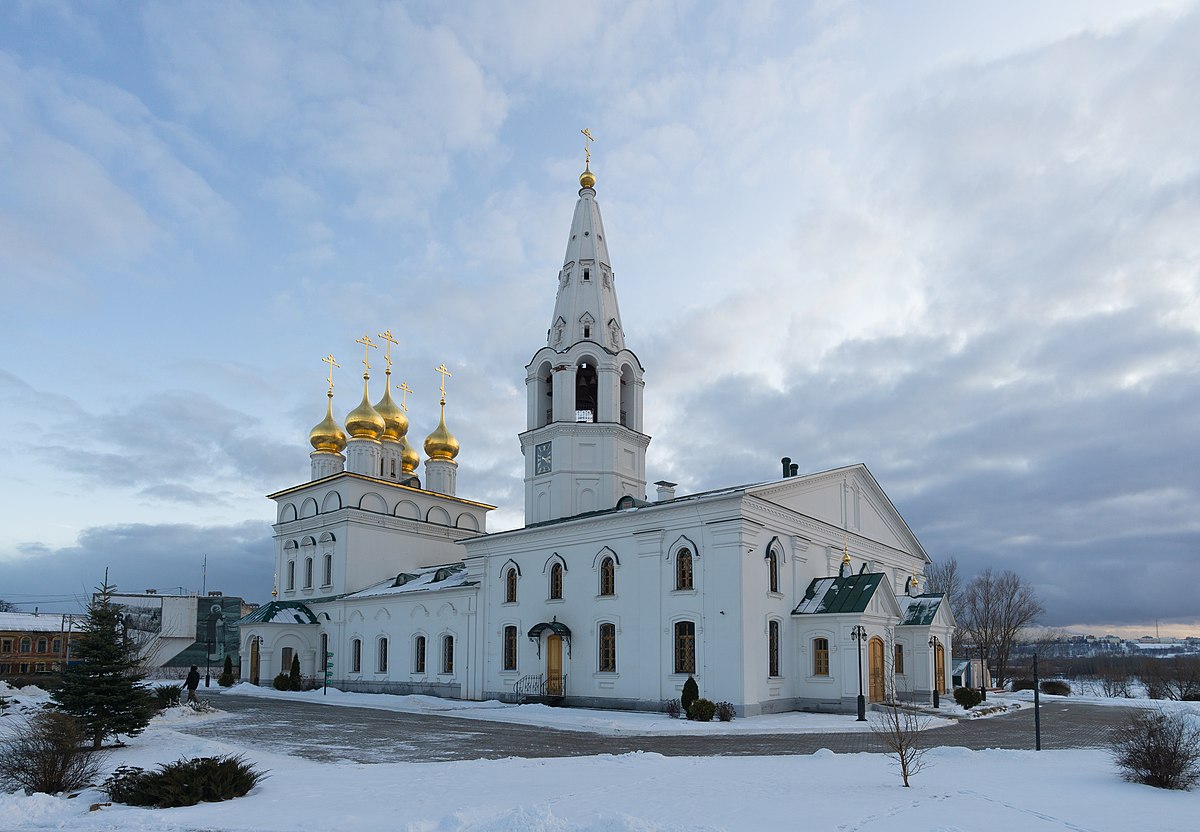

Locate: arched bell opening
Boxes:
[575,360,598,423]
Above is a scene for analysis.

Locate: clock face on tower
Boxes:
[535,441,552,475]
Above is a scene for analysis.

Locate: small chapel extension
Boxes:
[239,150,952,715]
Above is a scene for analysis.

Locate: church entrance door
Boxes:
[934,642,946,694]
[868,637,885,702]
[546,635,563,696]
[249,639,260,686]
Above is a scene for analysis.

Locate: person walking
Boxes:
[185,665,201,703]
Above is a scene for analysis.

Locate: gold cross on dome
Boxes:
[434,363,452,401]
[397,381,413,412]
[356,334,378,375]
[378,330,399,371]
[581,128,595,167]
[321,354,340,394]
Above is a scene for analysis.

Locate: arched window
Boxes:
[503,625,517,671]
[674,620,696,674]
[281,646,295,674]
[767,550,780,593]
[36,638,47,654]
[442,636,455,674]
[894,643,905,675]
[675,549,694,591]
[377,637,388,673]
[351,639,362,673]
[575,360,597,422]
[598,622,617,672]
[549,562,564,600]
[304,557,313,589]
[812,637,829,676]
[768,620,781,677]
[20,638,31,653]
[505,568,518,604]
[414,635,426,673]
[599,557,616,596]
[286,561,296,591]
[323,554,333,587]
[51,638,60,653]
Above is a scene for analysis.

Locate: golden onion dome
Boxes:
[399,434,420,472]
[423,405,460,460]
[579,167,596,189]
[374,385,409,442]
[309,394,347,454]
[345,379,385,440]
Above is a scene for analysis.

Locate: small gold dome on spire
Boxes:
[424,404,460,461]
[400,435,420,472]
[345,378,385,440]
[579,167,596,189]
[374,384,409,442]
[309,393,347,453]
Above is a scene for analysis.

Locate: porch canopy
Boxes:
[527,620,572,657]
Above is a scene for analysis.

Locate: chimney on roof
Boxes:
[145,589,156,594]
[781,457,791,478]
[654,481,677,501]
[790,463,799,477]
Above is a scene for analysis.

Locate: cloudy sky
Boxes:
[2,1,1197,637]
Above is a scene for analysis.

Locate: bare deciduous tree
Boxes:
[924,556,965,643]
[959,568,1043,687]
[870,630,931,787]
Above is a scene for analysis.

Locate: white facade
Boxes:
[239,170,952,715]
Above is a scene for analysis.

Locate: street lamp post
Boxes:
[928,636,941,708]
[978,641,987,702]
[851,625,867,721]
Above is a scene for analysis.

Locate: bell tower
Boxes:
[520,143,649,524]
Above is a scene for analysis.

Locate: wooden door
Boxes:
[868,637,885,702]
[935,643,947,694]
[547,635,563,695]
[250,639,260,686]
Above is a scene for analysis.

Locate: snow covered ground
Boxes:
[2,682,1198,831]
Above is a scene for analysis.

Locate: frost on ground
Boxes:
[2,681,1198,832]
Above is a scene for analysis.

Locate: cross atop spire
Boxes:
[378,330,399,372]
[356,334,378,377]
[398,381,413,412]
[581,127,595,168]
[321,354,339,395]
[434,363,452,403]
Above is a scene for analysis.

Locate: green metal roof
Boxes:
[792,573,885,615]
[238,600,322,625]
[898,593,944,626]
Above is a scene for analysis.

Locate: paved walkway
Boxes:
[177,693,1134,764]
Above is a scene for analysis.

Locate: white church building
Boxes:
[239,161,953,716]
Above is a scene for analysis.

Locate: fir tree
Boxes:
[289,653,302,691]
[218,654,235,687]
[51,580,156,749]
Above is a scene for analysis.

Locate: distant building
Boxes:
[0,611,80,676]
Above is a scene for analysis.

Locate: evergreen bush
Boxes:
[104,754,266,807]
[153,685,182,710]
[681,676,699,715]
[714,701,736,722]
[272,672,292,691]
[51,580,156,748]
[1111,710,1200,790]
[1040,680,1071,696]
[217,655,235,688]
[289,654,302,691]
[688,698,716,722]
[953,686,983,709]
[0,711,109,795]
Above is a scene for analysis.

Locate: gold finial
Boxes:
[580,128,597,189]
[842,535,851,565]
[434,363,452,403]
[378,330,399,373]
[321,354,339,395]
[356,334,378,377]
[398,381,413,412]
[272,571,278,598]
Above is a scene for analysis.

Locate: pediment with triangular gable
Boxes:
[748,464,928,562]
[793,572,904,620]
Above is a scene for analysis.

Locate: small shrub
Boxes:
[953,687,983,709]
[153,685,182,710]
[217,656,235,688]
[715,701,735,722]
[688,698,716,722]
[1010,678,1035,692]
[1111,710,1200,790]
[272,672,292,691]
[664,699,682,719]
[288,654,302,690]
[1040,680,1071,696]
[0,711,109,794]
[104,754,266,807]
[681,676,699,715]
[301,675,323,692]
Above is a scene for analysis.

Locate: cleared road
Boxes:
[176,693,1135,764]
